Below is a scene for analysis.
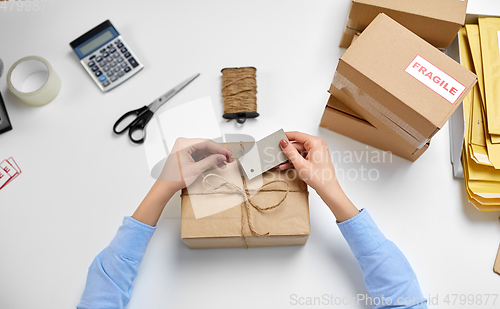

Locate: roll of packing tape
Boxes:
[7,56,61,107]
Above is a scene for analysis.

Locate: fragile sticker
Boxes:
[405,55,466,104]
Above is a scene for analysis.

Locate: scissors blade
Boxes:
[149,73,200,113]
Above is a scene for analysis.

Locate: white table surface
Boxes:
[1,1,500,308]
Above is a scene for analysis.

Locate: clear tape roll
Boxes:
[7,56,61,107]
[332,72,429,149]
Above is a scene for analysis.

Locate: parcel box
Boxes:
[181,142,310,249]
[320,95,429,162]
[326,13,476,159]
[340,0,468,49]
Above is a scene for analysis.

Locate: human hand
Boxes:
[278,131,358,222]
[278,131,337,195]
[157,138,233,192]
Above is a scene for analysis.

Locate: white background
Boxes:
[1,0,500,308]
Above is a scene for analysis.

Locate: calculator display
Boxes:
[79,30,114,56]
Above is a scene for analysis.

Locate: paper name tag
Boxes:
[405,55,466,104]
[238,129,289,180]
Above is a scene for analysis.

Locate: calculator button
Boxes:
[98,75,106,82]
[117,57,123,63]
[109,48,116,53]
[95,70,102,77]
[107,44,113,49]
[89,55,96,60]
[128,57,139,68]
[117,42,124,48]
[102,80,110,87]
[113,53,120,58]
[117,71,125,77]
[123,52,131,58]
[107,72,114,77]
[120,47,128,53]
[113,67,120,73]
[96,56,103,62]
[88,61,95,67]
[103,52,110,58]
[124,66,131,73]
[115,39,121,44]
[91,65,99,72]
[110,75,118,82]
[110,61,117,67]
[103,66,110,72]
[120,63,127,68]
[100,48,106,53]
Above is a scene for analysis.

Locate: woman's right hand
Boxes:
[278,131,337,195]
[279,131,359,222]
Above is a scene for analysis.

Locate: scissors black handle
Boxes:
[113,106,154,144]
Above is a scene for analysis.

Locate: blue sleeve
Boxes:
[337,209,427,309]
[77,217,156,309]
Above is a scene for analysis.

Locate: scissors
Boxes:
[113,73,200,144]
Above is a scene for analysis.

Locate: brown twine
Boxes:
[182,174,308,249]
[221,67,258,122]
[182,143,307,248]
[202,173,289,248]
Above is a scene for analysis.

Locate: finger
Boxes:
[279,162,294,170]
[192,140,232,157]
[290,142,306,153]
[273,144,305,170]
[194,154,227,172]
[280,139,307,168]
[285,131,314,144]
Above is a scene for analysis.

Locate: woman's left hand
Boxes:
[157,138,233,191]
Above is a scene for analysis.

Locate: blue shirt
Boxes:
[338,210,427,308]
[77,209,427,308]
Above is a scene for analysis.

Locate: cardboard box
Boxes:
[181,143,310,249]
[340,0,468,49]
[320,95,429,162]
[328,13,476,157]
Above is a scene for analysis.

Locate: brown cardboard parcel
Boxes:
[340,0,468,49]
[326,13,476,159]
[320,95,429,162]
[181,143,310,249]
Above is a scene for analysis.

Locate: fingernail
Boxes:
[280,139,289,148]
[217,156,226,164]
[227,149,233,156]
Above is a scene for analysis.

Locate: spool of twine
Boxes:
[221,67,259,124]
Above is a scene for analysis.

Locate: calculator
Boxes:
[70,20,144,92]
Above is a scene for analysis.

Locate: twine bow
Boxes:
[202,173,290,249]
